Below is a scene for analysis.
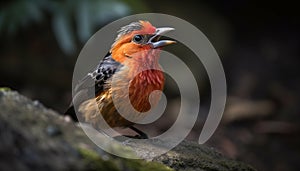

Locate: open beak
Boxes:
[148,27,176,49]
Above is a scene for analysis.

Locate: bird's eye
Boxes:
[132,35,144,43]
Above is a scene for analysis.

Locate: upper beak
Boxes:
[148,27,176,49]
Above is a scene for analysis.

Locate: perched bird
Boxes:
[65,21,175,138]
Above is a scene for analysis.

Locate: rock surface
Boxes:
[0,89,255,171]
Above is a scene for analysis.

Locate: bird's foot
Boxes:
[124,134,148,139]
[128,126,148,139]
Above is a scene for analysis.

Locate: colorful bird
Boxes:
[65,21,175,138]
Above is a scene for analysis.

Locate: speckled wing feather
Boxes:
[65,52,121,121]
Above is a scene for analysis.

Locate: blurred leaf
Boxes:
[52,11,75,55]
[75,0,130,43]
[76,0,91,42]
[24,1,43,23]
[122,0,150,13]
[90,1,130,23]
[0,0,144,56]
[0,0,44,35]
[0,11,5,33]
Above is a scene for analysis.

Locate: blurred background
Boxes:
[0,0,299,170]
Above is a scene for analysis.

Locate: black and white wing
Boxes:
[65,52,121,121]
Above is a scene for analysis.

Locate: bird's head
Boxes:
[110,21,175,65]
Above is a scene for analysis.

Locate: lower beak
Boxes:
[148,27,176,49]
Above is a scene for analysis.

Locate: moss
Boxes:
[78,147,120,171]
[108,142,137,158]
[0,87,11,91]
[78,147,173,171]
[123,159,173,171]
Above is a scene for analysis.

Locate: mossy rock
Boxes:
[0,89,255,171]
[0,89,171,171]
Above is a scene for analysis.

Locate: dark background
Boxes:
[1,0,299,170]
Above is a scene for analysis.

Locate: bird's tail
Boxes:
[64,105,78,122]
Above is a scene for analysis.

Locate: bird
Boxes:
[65,20,176,138]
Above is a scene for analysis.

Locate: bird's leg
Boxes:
[128,126,148,139]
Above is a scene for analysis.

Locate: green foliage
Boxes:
[0,0,132,55]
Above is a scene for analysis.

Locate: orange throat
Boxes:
[129,68,164,112]
[116,49,165,113]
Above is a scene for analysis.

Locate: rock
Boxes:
[0,90,170,171]
[125,139,256,171]
[0,89,256,171]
